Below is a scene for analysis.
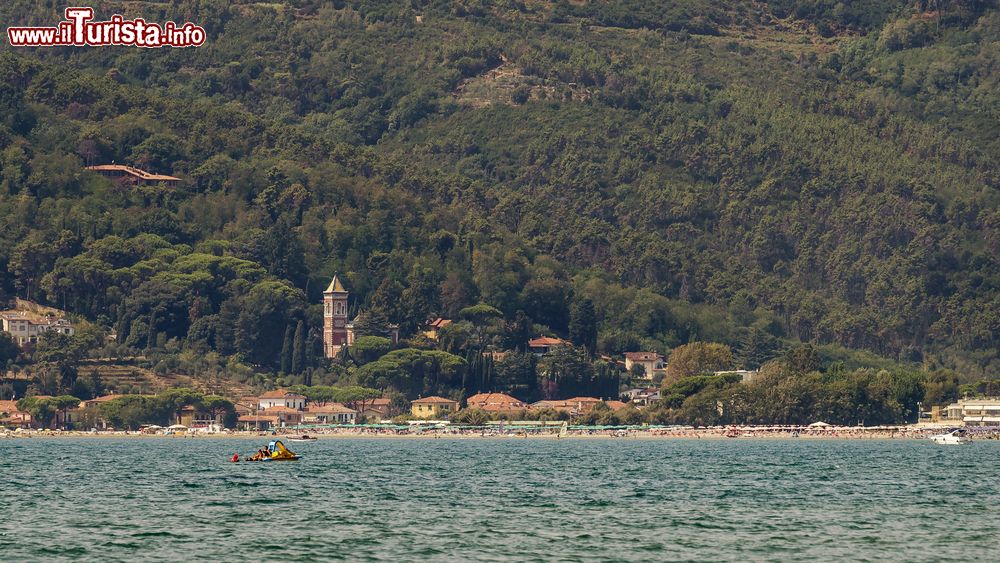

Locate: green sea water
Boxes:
[1,437,997,561]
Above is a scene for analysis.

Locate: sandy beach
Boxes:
[6,424,990,441]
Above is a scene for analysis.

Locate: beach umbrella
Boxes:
[808,421,831,428]
[167,424,187,430]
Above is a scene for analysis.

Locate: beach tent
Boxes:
[808,421,831,428]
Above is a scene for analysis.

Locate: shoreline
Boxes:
[5,427,987,441]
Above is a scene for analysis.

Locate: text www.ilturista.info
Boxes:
[8,7,206,48]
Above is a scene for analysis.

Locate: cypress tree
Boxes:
[280,325,293,374]
[569,297,598,356]
[146,310,157,351]
[292,320,306,375]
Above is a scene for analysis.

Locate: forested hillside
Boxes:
[1,0,997,399]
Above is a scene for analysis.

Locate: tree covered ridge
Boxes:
[0,0,997,380]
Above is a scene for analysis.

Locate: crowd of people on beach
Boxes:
[6,424,1000,440]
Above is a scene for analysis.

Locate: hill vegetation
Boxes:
[0,1,997,419]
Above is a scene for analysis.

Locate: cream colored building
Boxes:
[942,399,1000,426]
[624,352,665,380]
[0,310,74,346]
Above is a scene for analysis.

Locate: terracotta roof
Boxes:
[606,400,629,410]
[564,397,602,404]
[234,398,258,412]
[466,392,526,411]
[528,336,569,347]
[259,389,305,399]
[0,400,23,414]
[530,400,564,409]
[325,274,347,293]
[369,398,390,406]
[531,398,601,412]
[85,164,180,181]
[412,396,457,405]
[427,318,451,329]
[85,394,125,404]
[238,415,279,423]
[263,405,301,414]
[624,352,663,362]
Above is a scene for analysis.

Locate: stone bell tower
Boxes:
[323,274,349,358]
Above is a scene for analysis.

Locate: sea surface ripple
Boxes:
[1,438,997,561]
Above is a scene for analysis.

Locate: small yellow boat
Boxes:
[245,440,301,461]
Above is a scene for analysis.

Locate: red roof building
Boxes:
[423,318,452,341]
[528,336,570,356]
[624,352,665,380]
[466,392,527,413]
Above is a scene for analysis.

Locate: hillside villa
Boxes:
[624,352,665,380]
[528,336,570,356]
[423,318,452,341]
[0,299,74,346]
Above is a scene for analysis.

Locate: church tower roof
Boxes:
[325,274,347,293]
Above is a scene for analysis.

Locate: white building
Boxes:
[303,403,357,424]
[944,399,1000,426]
[0,310,74,346]
[258,389,306,411]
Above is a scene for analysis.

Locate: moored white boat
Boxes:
[929,429,972,445]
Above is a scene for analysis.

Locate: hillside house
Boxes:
[528,336,570,356]
[423,318,452,341]
[0,309,74,346]
[624,352,665,380]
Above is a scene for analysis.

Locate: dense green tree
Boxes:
[664,342,734,384]
[0,333,19,365]
[291,320,307,375]
[349,336,393,366]
[280,325,293,374]
[569,296,598,356]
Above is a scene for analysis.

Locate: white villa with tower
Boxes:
[323,274,399,359]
